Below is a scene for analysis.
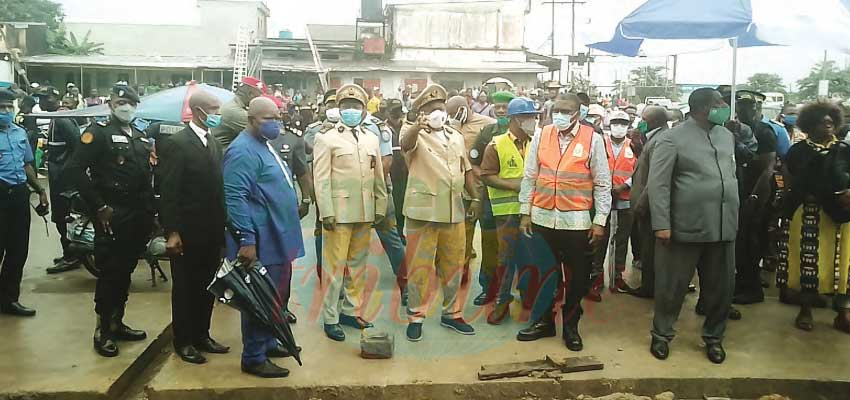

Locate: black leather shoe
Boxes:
[563,326,583,351]
[284,309,297,324]
[267,344,302,358]
[339,314,373,329]
[706,343,726,364]
[94,329,119,358]
[650,338,669,360]
[195,337,230,354]
[516,318,557,341]
[728,307,742,321]
[0,302,36,317]
[241,359,290,378]
[46,258,80,274]
[112,321,147,341]
[324,324,345,341]
[177,345,207,364]
[473,291,490,306]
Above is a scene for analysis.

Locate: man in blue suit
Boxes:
[223,96,305,378]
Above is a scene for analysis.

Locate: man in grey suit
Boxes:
[627,106,669,298]
[647,88,739,364]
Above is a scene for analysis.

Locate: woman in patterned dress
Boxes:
[780,101,850,333]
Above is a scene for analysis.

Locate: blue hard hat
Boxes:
[507,97,538,117]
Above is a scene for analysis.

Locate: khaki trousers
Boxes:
[405,218,466,323]
[321,222,372,325]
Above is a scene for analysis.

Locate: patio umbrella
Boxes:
[587,0,850,114]
[28,82,234,122]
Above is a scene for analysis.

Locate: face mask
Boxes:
[0,111,13,126]
[257,120,280,140]
[783,115,797,126]
[326,108,341,123]
[552,112,574,130]
[428,110,448,129]
[454,107,468,124]
[497,116,509,126]
[340,109,363,127]
[579,104,589,120]
[519,118,537,135]
[586,116,598,125]
[112,104,137,123]
[197,108,222,129]
[708,106,732,126]
[637,120,649,134]
[610,124,629,138]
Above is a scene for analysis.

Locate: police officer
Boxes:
[0,88,48,317]
[270,102,313,223]
[304,90,338,274]
[65,85,154,357]
[313,84,387,341]
[385,99,408,237]
[38,87,83,274]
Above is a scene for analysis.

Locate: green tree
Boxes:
[742,73,786,94]
[628,66,675,103]
[796,60,850,101]
[0,0,68,51]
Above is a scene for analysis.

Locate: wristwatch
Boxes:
[301,198,312,205]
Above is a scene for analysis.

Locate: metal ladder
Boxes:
[232,26,250,91]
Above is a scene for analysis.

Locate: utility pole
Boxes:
[543,0,586,87]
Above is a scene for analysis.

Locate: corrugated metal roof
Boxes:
[263,58,547,74]
[21,54,233,69]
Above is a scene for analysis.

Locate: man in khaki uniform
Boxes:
[313,84,387,342]
[400,84,480,342]
[446,95,499,304]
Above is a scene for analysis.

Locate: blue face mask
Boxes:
[258,120,280,140]
[783,115,797,126]
[579,104,589,120]
[0,111,13,127]
[552,112,574,130]
[340,109,363,127]
[205,114,222,129]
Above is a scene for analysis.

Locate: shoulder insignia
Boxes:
[81,132,95,144]
[307,121,321,129]
[96,120,108,127]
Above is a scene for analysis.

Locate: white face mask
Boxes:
[325,107,341,123]
[610,124,629,138]
[112,104,137,123]
[520,118,537,136]
[428,110,448,130]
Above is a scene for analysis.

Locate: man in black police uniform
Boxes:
[38,87,84,274]
[385,99,407,237]
[65,85,154,357]
[0,88,49,317]
[271,112,314,220]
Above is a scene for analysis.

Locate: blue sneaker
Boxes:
[323,324,345,342]
[440,317,475,335]
[406,323,423,342]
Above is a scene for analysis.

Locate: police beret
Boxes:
[491,91,515,104]
[412,84,447,110]
[111,84,140,103]
[323,89,337,105]
[736,89,766,103]
[336,84,368,106]
[0,88,15,102]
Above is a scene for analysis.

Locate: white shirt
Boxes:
[519,123,612,230]
[189,121,208,147]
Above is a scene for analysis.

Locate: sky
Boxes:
[57,0,850,91]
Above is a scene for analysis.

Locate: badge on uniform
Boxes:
[624,147,634,159]
[280,144,290,153]
[470,148,479,159]
[572,143,584,158]
[117,155,125,165]
[81,132,94,144]
[381,129,390,142]
[111,135,129,144]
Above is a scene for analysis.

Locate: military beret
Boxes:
[736,89,766,103]
[336,84,368,106]
[0,88,15,102]
[491,91,515,104]
[323,89,337,105]
[111,84,140,103]
[412,84,447,110]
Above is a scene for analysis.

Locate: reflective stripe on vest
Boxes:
[605,137,636,201]
[487,133,527,216]
[532,124,594,211]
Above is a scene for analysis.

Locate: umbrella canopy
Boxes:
[28,82,234,122]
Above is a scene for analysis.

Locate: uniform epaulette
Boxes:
[368,116,385,126]
[96,120,108,127]
[319,123,335,134]
[307,121,321,129]
[286,126,304,137]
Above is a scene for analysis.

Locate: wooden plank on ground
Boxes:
[477,356,559,381]
[556,356,604,373]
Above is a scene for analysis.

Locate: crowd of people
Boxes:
[0,74,849,379]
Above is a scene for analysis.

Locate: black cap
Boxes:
[111,84,140,103]
[0,88,15,103]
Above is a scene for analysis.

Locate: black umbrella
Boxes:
[207,259,302,366]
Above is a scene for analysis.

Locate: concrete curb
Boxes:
[145,377,850,400]
[106,323,174,400]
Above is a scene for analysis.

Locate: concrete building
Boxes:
[19,0,269,94]
[261,1,558,100]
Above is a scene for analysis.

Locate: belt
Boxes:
[0,181,27,195]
